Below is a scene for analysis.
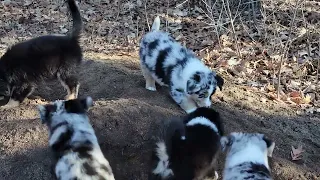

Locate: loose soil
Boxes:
[0,54,319,180]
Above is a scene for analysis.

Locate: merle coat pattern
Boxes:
[0,0,83,108]
[220,132,275,180]
[139,16,224,113]
[39,97,115,180]
[149,108,224,180]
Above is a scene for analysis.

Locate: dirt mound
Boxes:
[0,55,319,180]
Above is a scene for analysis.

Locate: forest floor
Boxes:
[0,0,319,180]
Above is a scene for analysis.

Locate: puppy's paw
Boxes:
[185,107,197,114]
[197,99,212,108]
[65,94,77,100]
[1,99,20,109]
[146,86,157,91]
[214,171,219,180]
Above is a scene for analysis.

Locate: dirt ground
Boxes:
[0,54,319,180]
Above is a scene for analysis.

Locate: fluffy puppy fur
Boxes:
[0,0,83,108]
[39,97,115,180]
[149,107,224,180]
[220,132,275,180]
[139,16,224,113]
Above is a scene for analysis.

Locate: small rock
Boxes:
[308,93,316,101]
[305,107,315,114]
[246,96,254,103]
[137,0,142,6]
[296,110,303,115]
[260,97,267,103]
[259,76,269,83]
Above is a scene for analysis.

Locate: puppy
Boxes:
[149,107,224,180]
[0,0,83,108]
[139,16,224,113]
[39,97,115,180]
[220,132,275,180]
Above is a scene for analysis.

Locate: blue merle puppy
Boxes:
[0,0,83,108]
[220,132,275,180]
[149,107,224,180]
[139,16,224,113]
[39,97,115,180]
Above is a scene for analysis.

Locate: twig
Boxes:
[222,0,242,58]
[301,0,311,57]
[200,0,222,48]
[269,1,281,88]
[251,0,257,25]
[166,0,169,32]
[277,0,300,99]
[144,0,150,31]
[176,0,189,8]
[316,38,320,83]
[136,17,139,44]
[116,1,121,19]
[239,16,256,43]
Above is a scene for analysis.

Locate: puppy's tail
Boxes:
[67,0,83,39]
[151,16,160,31]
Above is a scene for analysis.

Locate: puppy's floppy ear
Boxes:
[187,72,204,93]
[215,74,224,91]
[263,136,275,157]
[193,71,205,82]
[38,104,56,124]
[80,96,93,110]
[220,134,234,151]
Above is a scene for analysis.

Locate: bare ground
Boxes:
[0,0,319,179]
[0,54,319,180]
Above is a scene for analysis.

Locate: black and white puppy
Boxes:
[220,132,275,180]
[0,0,83,108]
[139,16,224,113]
[39,97,115,180]
[149,107,224,180]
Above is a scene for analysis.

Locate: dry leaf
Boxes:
[172,8,188,17]
[24,0,32,6]
[267,92,277,101]
[260,97,267,103]
[291,145,304,161]
[266,84,275,92]
[302,94,312,104]
[290,97,302,105]
[289,91,301,98]
[227,56,241,66]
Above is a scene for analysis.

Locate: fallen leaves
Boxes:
[291,145,304,161]
[0,0,319,115]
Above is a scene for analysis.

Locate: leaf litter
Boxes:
[0,0,320,174]
[291,145,304,161]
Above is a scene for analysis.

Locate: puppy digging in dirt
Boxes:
[139,16,224,113]
[0,0,83,108]
[39,97,115,180]
[149,107,224,180]
[221,132,275,180]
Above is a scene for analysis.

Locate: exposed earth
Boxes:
[0,54,319,180]
[0,0,320,180]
